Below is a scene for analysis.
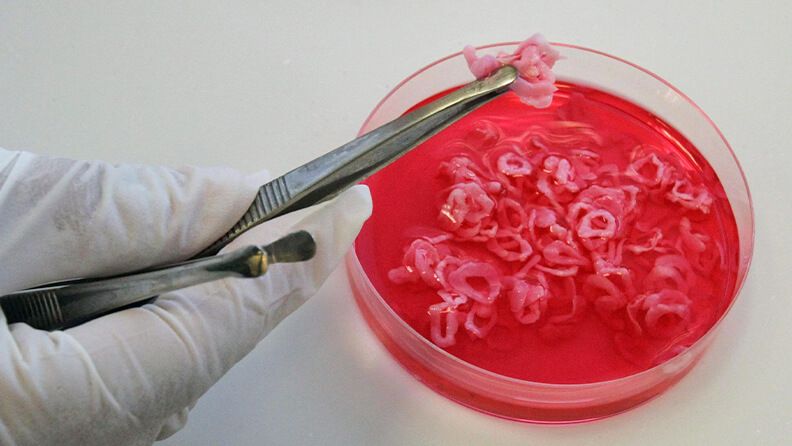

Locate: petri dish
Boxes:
[346,42,754,423]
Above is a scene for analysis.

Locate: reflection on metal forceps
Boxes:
[0,66,518,331]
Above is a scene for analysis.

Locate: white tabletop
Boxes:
[2,1,791,444]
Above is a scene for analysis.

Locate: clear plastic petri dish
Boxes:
[346,42,754,423]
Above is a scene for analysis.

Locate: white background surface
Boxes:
[1,1,791,445]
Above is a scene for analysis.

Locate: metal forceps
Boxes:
[0,66,518,331]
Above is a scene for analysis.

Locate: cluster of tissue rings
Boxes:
[376,85,738,382]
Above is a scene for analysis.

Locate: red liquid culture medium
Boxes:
[355,82,740,384]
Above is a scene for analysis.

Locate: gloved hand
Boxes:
[0,148,372,446]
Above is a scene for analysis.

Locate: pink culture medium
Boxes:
[348,42,753,423]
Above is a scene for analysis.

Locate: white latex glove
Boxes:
[0,148,372,446]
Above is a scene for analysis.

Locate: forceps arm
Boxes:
[196,66,517,257]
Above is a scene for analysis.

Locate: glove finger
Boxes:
[0,148,268,294]
[60,186,371,439]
